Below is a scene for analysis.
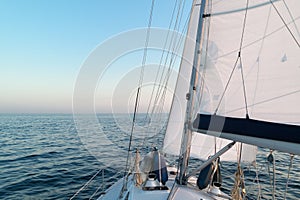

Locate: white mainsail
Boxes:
[192,0,300,155]
[206,0,300,121]
[163,0,257,162]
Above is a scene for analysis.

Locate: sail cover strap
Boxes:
[193,114,300,144]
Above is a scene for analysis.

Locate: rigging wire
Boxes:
[153,12,187,116]
[151,1,192,141]
[149,0,186,116]
[140,0,189,148]
[153,1,191,115]
[238,0,250,117]
[213,15,300,62]
[121,0,156,196]
[269,0,300,48]
[239,57,249,117]
[214,57,239,114]
[155,1,193,116]
[144,0,180,119]
[282,0,300,37]
[147,0,185,125]
[214,0,250,116]
[139,0,156,89]
[148,0,190,117]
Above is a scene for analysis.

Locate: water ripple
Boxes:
[0,114,300,199]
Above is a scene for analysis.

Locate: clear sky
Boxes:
[0,0,191,113]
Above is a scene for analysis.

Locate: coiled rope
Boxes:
[231,165,246,200]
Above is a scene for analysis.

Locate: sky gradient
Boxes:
[0,0,191,113]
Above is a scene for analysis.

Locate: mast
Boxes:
[178,0,208,184]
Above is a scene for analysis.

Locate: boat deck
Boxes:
[98,166,230,200]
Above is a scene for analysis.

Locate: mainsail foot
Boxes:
[193,114,300,155]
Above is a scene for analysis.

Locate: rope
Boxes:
[231,143,246,200]
[284,154,294,200]
[231,165,246,200]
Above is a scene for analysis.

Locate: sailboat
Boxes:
[96,0,300,199]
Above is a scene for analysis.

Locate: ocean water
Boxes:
[1,114,300,199]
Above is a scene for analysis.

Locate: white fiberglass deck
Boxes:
[98,167,230,200]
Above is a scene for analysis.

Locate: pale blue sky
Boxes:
[0,0,191,113]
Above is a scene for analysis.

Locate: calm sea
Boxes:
[1,114,300,199]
